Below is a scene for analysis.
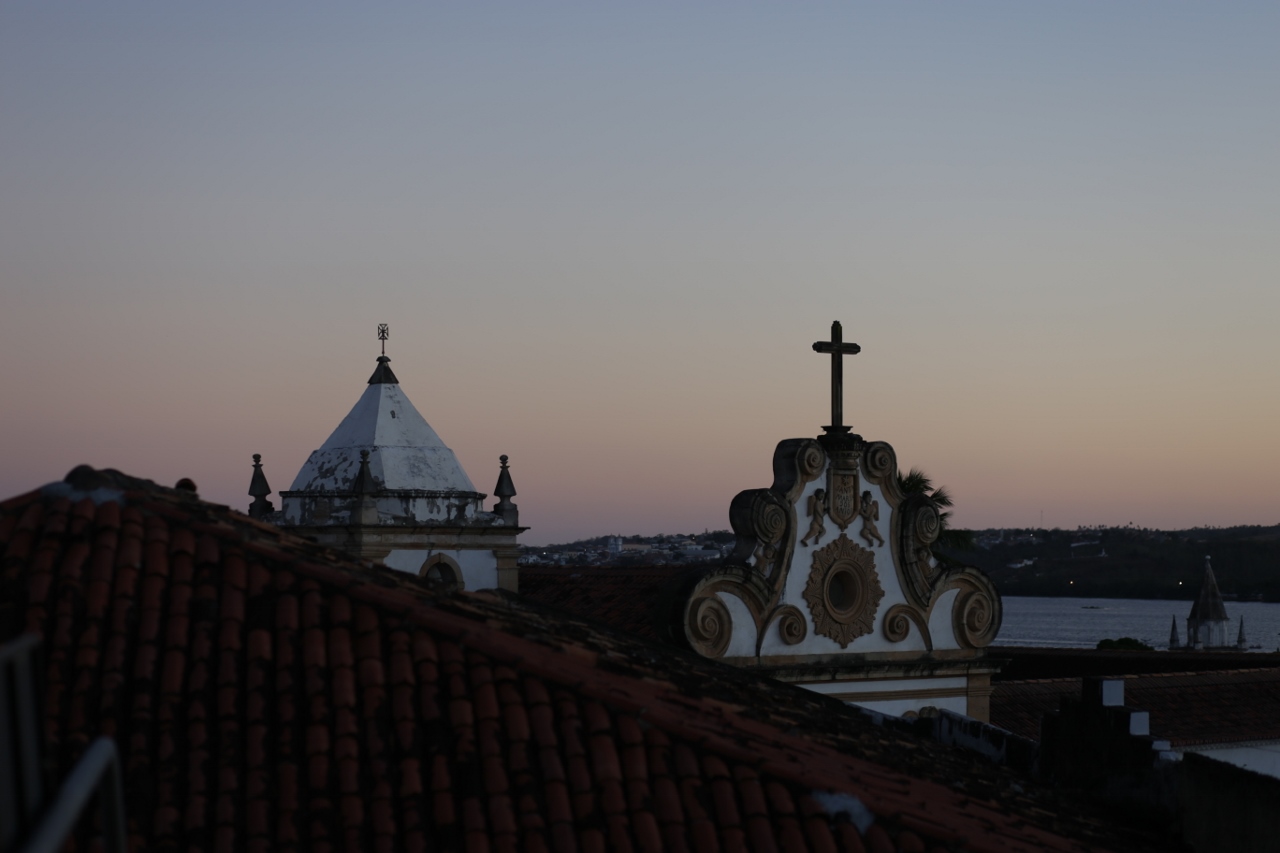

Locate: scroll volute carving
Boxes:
[882,603,933,651]
[944,569,1002,649]
[859,440,942,612]
[896,492,942,610]
[773,438,827,502]
[861,437,1002,648]
[682,565,772,659]
[774,605,808,646]
[686,595,733,658]
[860,441,901,501]
[726,439,825,581]
[727,489,789,577]
[709,439,827,660]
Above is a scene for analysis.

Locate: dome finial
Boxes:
[368,324,400,384]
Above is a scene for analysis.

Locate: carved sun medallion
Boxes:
[803,534,883,648]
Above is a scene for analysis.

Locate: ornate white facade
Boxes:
[678,322,1002,719]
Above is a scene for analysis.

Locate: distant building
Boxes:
[1069,540,1106,558]
[1172,556,1246,650]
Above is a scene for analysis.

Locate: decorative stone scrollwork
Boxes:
[727,488,789,576]
[882,603,933,650]
[687,595,732,658]
[953,587,1000,649]
[897,492,943,609]
[752,497,787,546]
[882,605,911,643]
[722,438,825,608]
[775,605,807,646]
[803,534,883,648]
[772,438,826,502]
[913,501,941,546]
[798,442,826,480]
[861,441,897,485]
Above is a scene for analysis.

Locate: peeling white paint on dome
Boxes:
[290,382,478,493]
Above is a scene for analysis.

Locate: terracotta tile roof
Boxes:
[1,467,1165,852]
[519,566,696,644]
[992,669,1280,747]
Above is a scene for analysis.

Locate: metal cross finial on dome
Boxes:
[368,324,400,384]
[813,320,861,435]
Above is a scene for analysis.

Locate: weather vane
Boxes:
[378,323,389,355]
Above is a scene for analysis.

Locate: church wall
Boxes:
[1192,619,1229,649]
[927,589,962,652]
[382,549,426,575]
[850,695,970,717]
[280,491,488,527]
[763,474,921,657]
[382,548,500,591]
[455,549,500,590]
[706,434,999,720]
[715,592,758,658]
[737,445,972,655]
[801,678,971,718]
[391,492,486,524]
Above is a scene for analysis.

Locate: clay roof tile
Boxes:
[1,468,1168,853]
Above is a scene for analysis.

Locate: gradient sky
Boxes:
[2,3,1278,545]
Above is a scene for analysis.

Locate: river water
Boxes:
[995,596,1280,651]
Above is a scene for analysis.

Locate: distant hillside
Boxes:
[941,525,1280,601]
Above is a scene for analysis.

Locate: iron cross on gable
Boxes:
[812,321,861,435]
[378,323,389,355]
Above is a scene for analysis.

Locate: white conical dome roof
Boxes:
[289,358,479,494]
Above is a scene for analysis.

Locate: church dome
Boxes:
[288,355,479,496]
[279,348,494,527]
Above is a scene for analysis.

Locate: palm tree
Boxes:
[896,468,975,552]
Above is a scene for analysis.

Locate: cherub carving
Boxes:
[800,488,827,547]
[858,490,884,547]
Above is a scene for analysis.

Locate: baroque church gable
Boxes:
[674,321,1002,719]
[684,434,1000,661]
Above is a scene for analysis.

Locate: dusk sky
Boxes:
[2,4,1278,545]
